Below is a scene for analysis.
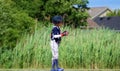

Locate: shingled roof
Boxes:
[88,7,111,19]
[94,16,120,30]
[87,18,99,28]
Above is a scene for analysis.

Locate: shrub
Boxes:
[0,0,35,49]
[12,0,89,27]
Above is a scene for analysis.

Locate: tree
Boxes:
[12,0,89,27]
[39,0,89,27]
[0,0,35,49]
[107,9,120,16]
[0,0,89,49]
[11,0,43,18]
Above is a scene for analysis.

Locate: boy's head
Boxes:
[52,15,63,27]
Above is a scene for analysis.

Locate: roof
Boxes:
[87,18,99,28]
[94,16,120,30]
[88,7,111,19]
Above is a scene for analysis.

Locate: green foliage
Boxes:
[0,0,89,49]
[107,9,120,16]
[11,0,43,18]
[0,26,120,68]
[0,0,35,49]
[40,0,89,27]
[12,0,89,27]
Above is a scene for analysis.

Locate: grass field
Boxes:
[0,26,120,69]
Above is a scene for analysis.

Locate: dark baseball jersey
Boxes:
[51,26,61,44]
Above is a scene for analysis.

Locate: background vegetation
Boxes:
[0,0,35,50]
[1,0,120,69]
[0,0,89,49]
[0,26,120,69]
[107,9,120,16]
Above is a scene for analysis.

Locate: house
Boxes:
[88,7,112,19]
[87,7,113,28]
[73,6,120,30]
[94,16,120,30]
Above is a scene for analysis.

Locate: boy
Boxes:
[50,15,68,71]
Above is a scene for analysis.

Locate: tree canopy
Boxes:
[12,0,89,27]
[107,9,120,16]
[0,0,89,49]
[0,0,35,49]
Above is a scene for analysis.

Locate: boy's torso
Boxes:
[51,26,61,44]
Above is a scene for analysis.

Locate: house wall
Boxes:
[99,10,111,17]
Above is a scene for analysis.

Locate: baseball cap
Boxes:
[52,15,63,24]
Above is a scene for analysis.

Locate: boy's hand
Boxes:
[61,31,69,36]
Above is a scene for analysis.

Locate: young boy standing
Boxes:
[50,15,68,71]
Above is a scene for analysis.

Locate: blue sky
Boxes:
[88,0,120,10]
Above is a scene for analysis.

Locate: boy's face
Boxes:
[57,22,63,27]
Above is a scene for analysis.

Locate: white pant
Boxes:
[50,40,59,60]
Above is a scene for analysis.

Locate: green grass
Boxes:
[0,26,120,69]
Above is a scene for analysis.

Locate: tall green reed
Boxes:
[0,26,120,69]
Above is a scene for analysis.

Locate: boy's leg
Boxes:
[52,59,56,69]
[55,59,64,71]
[51,40,59,71]
[52,43,63,71]
[55,59,59,68]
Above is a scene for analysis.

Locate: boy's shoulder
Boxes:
[52,26,60,31]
